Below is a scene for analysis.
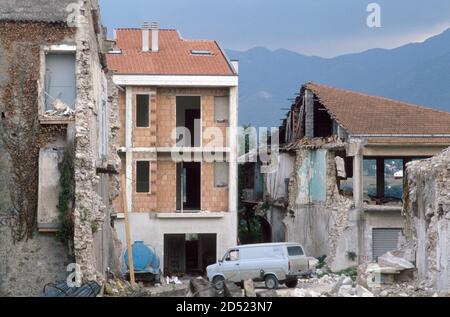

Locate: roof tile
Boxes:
[304,82,450,136]
[107,29,235,76]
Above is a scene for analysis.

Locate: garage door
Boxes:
[372,228,402,260]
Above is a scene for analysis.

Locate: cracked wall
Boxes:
[0,21,75,296]
[281,142,356,271]
[403,147,450,291]
[72,0,121,283]
[0,0,121,296]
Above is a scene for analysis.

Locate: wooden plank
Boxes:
[121,175,135,288]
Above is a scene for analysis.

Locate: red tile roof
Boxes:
[304,82,450,136]
[367,138,450,145]
[107,29,235,76]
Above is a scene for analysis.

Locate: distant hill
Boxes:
[226,28,450,128]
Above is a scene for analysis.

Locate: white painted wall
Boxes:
[115,212,238,272]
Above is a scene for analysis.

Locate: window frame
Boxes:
[214,96,230,124]
[39,44,77,116]
[135,94,151,128]
[214,161,229,188]
[135,160,151,193]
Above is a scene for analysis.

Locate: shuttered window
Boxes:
[214,96,229,123]
[136,161,150,193]
[214,162,229,188]
[372,228,402,260]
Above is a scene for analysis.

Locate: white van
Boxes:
[206,242,309,289]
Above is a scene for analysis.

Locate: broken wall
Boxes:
[72,0,121,282]
[0,0,121,295]
[403,147,450,291]
[283,143,357,271]
[0,21,75,296]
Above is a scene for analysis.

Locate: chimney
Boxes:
[142,22,150,52]
[150,22,159,52]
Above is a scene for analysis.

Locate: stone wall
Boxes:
[0,0,121,295]
[0,21,74,296]
[403,147,450,291]
[72,0,121,282]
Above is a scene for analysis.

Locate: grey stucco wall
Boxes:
[0,137,72,296]
[0,0,76,22]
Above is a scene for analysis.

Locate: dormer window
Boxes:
[190,50,212,56]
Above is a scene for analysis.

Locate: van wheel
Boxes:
[212,276,225,290]
[265,275,279,289]
[285,279,298,288]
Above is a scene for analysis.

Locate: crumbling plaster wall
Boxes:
[0,21,74,296]
[403,147,450,291]
[0,0,121,295]
[72,1,121,282]
[284,144,357,271]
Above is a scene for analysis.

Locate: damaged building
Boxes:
[0,0,121,296]
[261,82,450,271]
[403,147,450,291]
[107,25,239,275]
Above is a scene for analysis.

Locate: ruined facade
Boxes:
[403,147,450,291]
[107,26,239,275]
[0,0,120,296]
[261,82,450,271]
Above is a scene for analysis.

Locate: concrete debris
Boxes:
[335,156,346,179]
[378,252,415,270]
[256,290,279,297]
[330,276,351,294]
[166,276,182,285]
[103,278,141,297]
[244,279,256,297]
[224,282,244,298]
[189,277,217,297]
[355,285,374,297]
[337,285,354,297]
[308,257,319,271]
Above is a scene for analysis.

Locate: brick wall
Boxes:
[132,152,157,212]
[156,88,229,148]
[156,160,177,212]
[202,95,228,148]
[202,162,229,212]
[132,87,157,148]
[115,87,231,213]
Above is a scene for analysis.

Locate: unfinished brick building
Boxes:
[262,82,450,271]
[107,25,239,275]
[0,0,120,296]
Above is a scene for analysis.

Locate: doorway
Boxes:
[176,162,201,211]
[164,234,217,275]
[176,96,201,147]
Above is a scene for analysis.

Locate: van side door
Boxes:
[220,249,241,282]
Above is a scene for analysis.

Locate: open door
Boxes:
[177,162,201,212]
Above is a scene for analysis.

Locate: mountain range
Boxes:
[226,28,450,128]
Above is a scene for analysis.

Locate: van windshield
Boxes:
[287,246,304,256]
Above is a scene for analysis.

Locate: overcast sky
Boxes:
[99,0,450,58]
